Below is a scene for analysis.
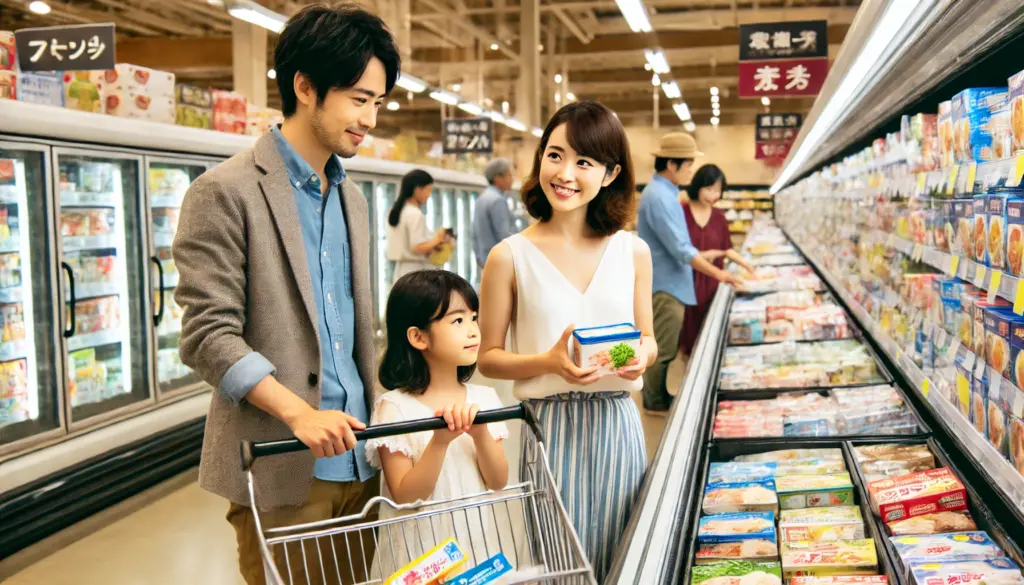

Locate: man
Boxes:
[473,157,517,270]
[637,132,740,415]
[172,5,400,584]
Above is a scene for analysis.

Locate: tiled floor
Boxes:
[3,355,687,585]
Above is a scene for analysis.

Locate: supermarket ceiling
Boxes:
[0,0,860,131]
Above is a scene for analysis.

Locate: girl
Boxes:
[367,269,510,575]
[679,164,754,355]
[477,100,657,581]
[385,169,452,281]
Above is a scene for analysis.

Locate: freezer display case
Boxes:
[0,142,61,453]
[373,180,397,326]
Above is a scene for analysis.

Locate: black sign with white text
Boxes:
[15,23,115,72]
[739,20,828,61]
[442,117,494,154]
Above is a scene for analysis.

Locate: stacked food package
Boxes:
[103,64,176,124]
[729,291,850,345]
[719,339,883,391]
[212,90,248,135]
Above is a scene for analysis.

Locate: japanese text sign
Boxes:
[739,20,828,60]
[442,117,494,154]
[755,112,802,160]
[738,57,828,98]
[15,23,115,72]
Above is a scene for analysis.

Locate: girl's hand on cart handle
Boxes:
[431,403,480,444]
[285,407,365,458]
[545,324,601,385]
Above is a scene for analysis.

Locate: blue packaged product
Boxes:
[703,478,779,515]
[987,193,1007,270]
[972,196,987,265]
[698,511,777,543]
[891,532,1004,564]
[908,558,1023,585]
[1007,200,1024,277]
[708,462,778,484]
[982,307,1019,377]
[953,88,1008,163]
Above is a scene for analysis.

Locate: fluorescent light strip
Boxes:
[504,118,528,132]
[644,49,670,75]
[661,81,681,99]
[227,5,286,33]
[429,90,460,106]
[615,0,652,33]
[458,102,484,115]
[489,111,506,124]
[531,127,544,137]
[673,102,691,121]
[771,0,930,194]
[396,74,428,94]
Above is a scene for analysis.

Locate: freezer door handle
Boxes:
[151,256,165,326]
[61,261,76,338]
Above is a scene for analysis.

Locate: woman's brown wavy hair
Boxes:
[521,101,636,236]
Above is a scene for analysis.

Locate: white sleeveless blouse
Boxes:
[505,230,643,400]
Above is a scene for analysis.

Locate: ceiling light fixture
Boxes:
[615,0,652,33]
[644,49,670,75]
[554,73,563,83]
[684,121,696,132]
[28,1,51,14]
[661,81,681,99]
[504,118,528,132]
[458,102,483,115]
[710,86,719,96]
[651,74,661,86]
[489,111,506,124]
[644,63,652,71]
[672,102,691,122]
[452,83,462,92]
[490,43,499,50]
[761,97,771,106]
[532,127,544,138]
[395,74,427,93]
[710,116,720,126]
[566,92,576,102]
[227,2,286,33]
[266,68,276,80]
[428,90,460,105]
[386,101,400,111]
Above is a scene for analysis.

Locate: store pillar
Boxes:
[519,0,541,127]
[231,20,267,108]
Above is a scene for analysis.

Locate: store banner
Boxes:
[755,112,803,160]
[14,23,115,72]
[442,117,494,154]
[738,20,828,99]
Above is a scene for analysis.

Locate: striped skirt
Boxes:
[520,392,647,583]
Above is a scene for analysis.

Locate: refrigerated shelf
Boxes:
[152,232,174,248]
[0,339,29,363]
[66,329,123,353]
[0,239,19,253]
[149,195,183,209]
[59,191,119,207]
[74,282,121,300]
[0,287,23,304]
[62,235,119,252]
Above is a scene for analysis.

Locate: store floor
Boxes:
[3,355,686,585]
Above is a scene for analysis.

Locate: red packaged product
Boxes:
[867,468,967,525]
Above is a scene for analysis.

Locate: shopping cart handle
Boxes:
[241,404,538,471]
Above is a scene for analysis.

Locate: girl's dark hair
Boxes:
[521,101,636,236]
[379,270,479,394]
[388,169,434,227]
[275,3,401,117]
[686,164,727,201]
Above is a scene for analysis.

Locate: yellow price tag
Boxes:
[957,373,970,410]
[947,165,960,195]
[988,270,1003,303]
[966,163,977,193]
[918,173,927,191]
[948,256,960,276]
[974,264,987,287]
[887,234,895,248]
[1010,154,1024,188]
[1015,280,1024,316]
[921,378,931,398]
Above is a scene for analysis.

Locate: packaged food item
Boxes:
[791,577,887,585]
[17,71,63,107]
[991,102,1013,160]
[781,539,878,580]
[775,473,855,509]
[212,89,248,134]
[703,479,779,515]
[867,468,968,524]
[983,307,1017,377]
[890,533,1005,565]
[62,71,105,113]
[985,373,1011,456]
[953,199,973,258]
[0,31,13,72]
[443,553,513,584]
[708,462,778,484]
[854,444,936,482]
[908,559,1024,585]
[939,101,954,169]
[973,196,988,264]
[735,449,845,463]
[106,89,174,124]
[571,323,641,375]
[952,88,1007,163]
[103,64,175,97]
[971,296,1010,356]
[247,103,284,136]
[887,511,978,535]
[1007,200,1024,277]
[384,537,465,585]
[697,511,779,564]
[690,560,783,585]
[778,506,864,543]
[988,194,1007,270]
[175,84,214,130]
[1010,70,1024,155]
[1008,383,1024,475]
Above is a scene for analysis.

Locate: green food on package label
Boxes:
[610,342,636,369]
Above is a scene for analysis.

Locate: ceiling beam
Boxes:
[416,0,519,59]
[595,7,857,34]
[116,36,234,70]
[551,8,592,44]
[90,0,208,37]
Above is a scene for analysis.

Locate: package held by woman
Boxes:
[571,323,641,375]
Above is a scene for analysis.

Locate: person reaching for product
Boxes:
[386,169,454,282]
[367,270,509,578]
[680,164,755,356]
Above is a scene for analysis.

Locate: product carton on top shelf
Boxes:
[62,71,105,113]
[952,88,1007,163]
[103,64,175,97]
[175,84,213,130]
[1010,69,1024,155]
[212,89,247,134]
[103,64,175,124]
[17,71,63,107]
[0,31,15,100]
[939,101,954,168]
[246,103,284,136]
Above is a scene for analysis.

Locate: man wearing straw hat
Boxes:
[637,132,740,415]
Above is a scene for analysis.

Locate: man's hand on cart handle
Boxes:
[285,407,366,459]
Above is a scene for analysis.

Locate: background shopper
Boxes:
[386,169,451,281]
[472,157,517,271]
[477,101,656,581]
[637,133,741,415]
[679,164,754,355]
[171,5,399,584]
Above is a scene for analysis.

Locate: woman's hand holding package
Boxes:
[545,324,602,385]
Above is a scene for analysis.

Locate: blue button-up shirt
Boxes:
[472,185,516,268]
[218,127,373,483]
[637,173,700,306]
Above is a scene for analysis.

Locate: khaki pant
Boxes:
[228,478,379,585]
[642,292,685,412]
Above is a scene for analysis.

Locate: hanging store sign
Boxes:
[14,23,115,72]
[755,112,803,160]
[738,20,828,99]
[442,117,494,154]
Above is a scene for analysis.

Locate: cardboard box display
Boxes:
[62,71,105,113]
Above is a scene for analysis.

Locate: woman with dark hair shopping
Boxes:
[679,164,754,355]
[385,169,453,281]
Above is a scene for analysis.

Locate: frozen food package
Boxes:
[735,449,845,463]
[703,479,779,515]
[890,533,1005,564]
[775,473,855,510]
[790,577,887,585]
[778,506,865,543]
[908,559,1024,585]
[690,560,783,585]
[854,444,936,480]
[571,323,642,375]
[781,539,878,580]
[696,512,779,564]
[867,468,968,524]
[1010,69,1023,155]
[708,462,778,484]
[886,511,978,536]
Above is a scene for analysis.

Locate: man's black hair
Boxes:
[654,157,693,173]
[274,3,401,117]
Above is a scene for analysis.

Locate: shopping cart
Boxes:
[240,403,596,585]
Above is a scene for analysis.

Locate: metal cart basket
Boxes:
[240,404,596,585]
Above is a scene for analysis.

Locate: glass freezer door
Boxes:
[147,158,212,397]
[0,142,62,453]
[55,149,150,426]
[374,181,397,326]
[440,188,455,272]
[455,190,470,279]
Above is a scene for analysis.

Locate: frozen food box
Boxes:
[247,103,284,136]
[939,101,954,169]
[102,64,175,97]
[867,468,968,524]
[175,84,213,130]
[986,374,1011,457]
[703,479,779,515]
[953,199,973,259]
[991,101,1013,161]
[571,323,641,375]
[1008,383,1024,476]
[778,506,865,543]
[62,71,105,113]
[106,89,174,124]
[970,363,988,436]
[708,462,778,484]
[791,577,887,585]
[696,512,779,564]
[734,449,845,463]
[1007,200,1024,277]
[972,296,1010,356]
[973,196,988,265]
[983,307,1017,377]
[987,194,1007,270]
[0,31,14,72]
[890,533,1005,565]
[854,444,936,481]
[781,539,878,581]
[0,69,13,101]
[691,560,783,585]
[775,473,855,510]
[887,511,978,536]
[16,71,62,107]
[908,558,1024,585]
[212,89,248,134]
[1010,69,1024,155]
[952,88,1007,163]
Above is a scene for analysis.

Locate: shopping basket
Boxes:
[240,404,597,585]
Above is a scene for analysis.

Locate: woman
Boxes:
[477,101,656,581]
[386,169,451,281]
[679,164,754,355]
